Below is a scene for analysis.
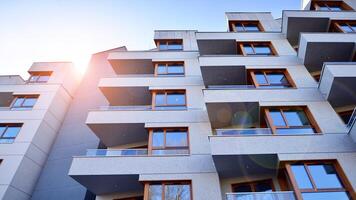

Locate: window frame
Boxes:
[231,179,275,193]
[284,160,356,200]
[248,69,296,88]
[143,181,192,200]
[152,90,187,109]
[311,1,353,11]
[154,62,185,76]
[28,71,52,83]
[148,127,190,155]
[237,42,277,56]
[0,123,22,144]
[331,21,356,33]
[10,95,39,110]
[155,39,183,51]
[229,20,264,32]
[262,106,321,135]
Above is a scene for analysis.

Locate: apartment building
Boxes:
[0,62,79,199]
[1,0,356,200]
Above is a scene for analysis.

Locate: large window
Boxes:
[149,128,189,155]
[0,124,22,144]
[155,62,184,76]
[230,21,263,32]
[263,107,320,135]
[237,42,276,56]
[156,40,183,51]
[311,1,353,11]
[331,21,356,33]
[11,95,38,110]
[146,181,192,200]
[232,179,274,193]
[28,71,52,83]
[153,90,186,110]
[249,69,295,88]
[286,161,355,200]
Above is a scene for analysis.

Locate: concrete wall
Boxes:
[225,12,281,32]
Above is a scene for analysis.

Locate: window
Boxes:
[263,107,320,135]
[232,179,274,193]
[230,21,263,32]
[286,161,355,200]
[0,124,22,143]
[149,128,189,155]
[28,71,52,83]
[156,40,183,51]
[331,21,356,33]
[11,95,38,110]
[311,1,353,11]
[146,181,192,200]
[114,197,143,200]
[249,69,295,88]
[153,90,186,110]
[155,62,184,76]
[237,42,276,56]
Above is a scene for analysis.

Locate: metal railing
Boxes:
[347,107,356,129]
[216,128,273,136]
[226,191,296,200]
[208,85,256,90]
[98,105,152,111]
[86,149,148,156]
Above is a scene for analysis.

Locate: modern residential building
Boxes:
[0,62,79,199]
[1,0,356,200]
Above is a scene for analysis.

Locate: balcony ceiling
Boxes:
[328,77,356,108]
[0,92,14,107]
[108,59,154,75]
[200,66,246,87]
[100,86,151,106]
[197,39,237,55]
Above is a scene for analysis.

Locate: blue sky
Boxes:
[0,0,300,77]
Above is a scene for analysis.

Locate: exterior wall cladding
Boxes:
[0,0,356,200]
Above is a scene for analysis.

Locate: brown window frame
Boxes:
[28,71,52,83]
[237,42,278,56]
[0,123,22,143]
[155,39,183,51]
[330,21,356,33]
[262,106,321,135]
[10,95,39,110]
[284,160,356,200]
[231,179,275,193]
[229,20,264,32]
[248,69,296,88]
[148,127,190,155]
[152,90,187,109]
[154,62,185,76]
[143,181,192,200]
[311,1,353,11]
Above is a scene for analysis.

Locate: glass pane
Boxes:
[23,98,37,107]
[149,184,162,200]
[276,128,315,135]
[243,44,254,54]
[284,110,310,126]
[167,93,185,105]
[156,65,167,74]
[3,127,21,138]
[235,24,244,31]
[302,192,350,200]
[165,184,191,200]
[329,6,342,11]
[166,131,188,147]
[244,24,260,32]
[0,127,6,135]
[12,98,24,107]
[351,25,356,32]
[266,73,289,85]
[159,44,168,50]
[308,164,343,189]
[340,24,354,33]
[269,110,287,126]
[152,149,189,155]
[152,131,164,148]
[291,165,313,189]
[167,65,184,74]
[155,94,165,106]
[167,42,183,50]
[255,182,273,192]
[37,76,50,82]
[254,46,272,55]
[0,138,15,143]
[254,73,268,85]
[232,184,252,192]
[29,76,39,82]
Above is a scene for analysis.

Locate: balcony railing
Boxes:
[98,105,152,111]
[86,149,148,156]
[347,107,356,129]
[226,191,296,200]
[216,128,273,136]
[207,85,256,90]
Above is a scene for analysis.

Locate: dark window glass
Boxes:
[167,93,185,105]
[166,131,188,147]
[159,44,168,50]
[29,76,39,82]
[351,25,356,31]
[37,76,50,82]
[152,131,164,148]
[302,192,350,200]
[167,65,184,75]
[235,24,244,31]
[243,45,255,54]
[165,184,191,200]
[318,6,330,11]
[233,184,252,192]
[156,65,167,74]
[269,110,286,126]
[244,24,260,32]
[255,182,273,192]
[308,164,343,189]
[254,46,271,55]
[284,110,310,126]
[329,6,342,11]
[168,42,183,50]
[267,73,288,85]
[291,165,313,189]
[340,24,354,33]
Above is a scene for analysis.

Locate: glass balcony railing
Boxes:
[347,107,356,129]
[98,105,152,111]
[86,149,148,156]
[226,191,296,200]
[207,85,256,89]
[216,128,273,136]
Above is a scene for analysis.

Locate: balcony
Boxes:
[226,191,296,200]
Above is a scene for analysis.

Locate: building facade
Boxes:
[1,0,356,199]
